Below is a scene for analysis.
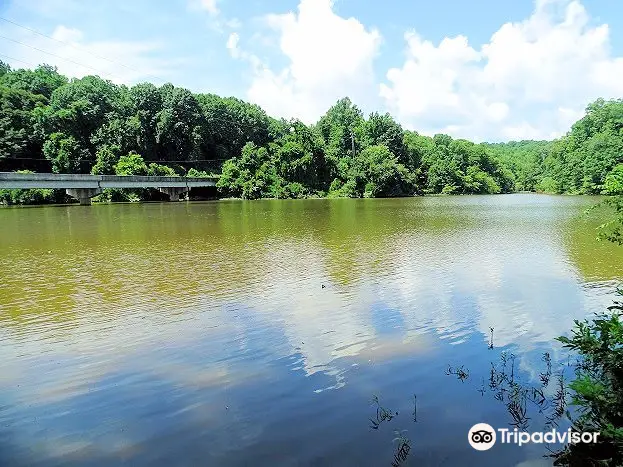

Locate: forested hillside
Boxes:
[1,61,622,203]
[486,99,623,195]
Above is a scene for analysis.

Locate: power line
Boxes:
[0,16,169,84]
[0,34,122,81]
[0,52,38,68]
[0,34,293,132]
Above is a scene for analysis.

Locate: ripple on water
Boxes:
[0,196,622,466]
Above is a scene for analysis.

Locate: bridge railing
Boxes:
[0,173,219,189]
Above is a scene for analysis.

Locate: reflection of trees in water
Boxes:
[562,205,623,282]
[479,351,568,433]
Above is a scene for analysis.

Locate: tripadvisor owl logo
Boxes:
[467,422,600,451]
[468,423,497,451]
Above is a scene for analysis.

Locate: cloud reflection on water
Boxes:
[0,195,622,465]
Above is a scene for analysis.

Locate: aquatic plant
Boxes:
[391,430,411,467]
[369,395,398,430]
[445,364,469,382]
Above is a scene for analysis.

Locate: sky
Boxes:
[0,0,622,142]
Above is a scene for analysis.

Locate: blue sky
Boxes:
[1,0,622,142]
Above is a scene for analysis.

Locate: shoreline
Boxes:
[0,191,601,208]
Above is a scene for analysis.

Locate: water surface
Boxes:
[1,194,622,466]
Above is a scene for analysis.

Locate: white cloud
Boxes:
[380,0,623,141]
[225,32,262,69]
[196,0,219,16]
[50,25,83,43]
[226,32,240,58]
[0,24,176,84]
[189,0,242,35]
[230,0,381,124]
[225,18,242,29]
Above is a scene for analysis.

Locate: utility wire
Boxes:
[0,52,38,68]
[0,16,169,84]
[0,34,122,81]
[0,28,297,131]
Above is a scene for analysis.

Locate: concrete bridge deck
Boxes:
[0,173,218,204]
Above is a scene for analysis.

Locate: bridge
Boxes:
[0,172,218,205]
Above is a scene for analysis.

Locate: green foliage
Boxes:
[0,61,10,77]
[0,86,47,161]
[217,142,280,199]
[186,168,211,178]
[197,93,273,161]
[485,140,549,191]
[147,163,178,177]
[43,132,92,173]
[0,64,67,100]
[91,145,120,175]
[327,178,359,198]
[441,184,460,195]
[345,145,416,198]
[491,99,623,195]
[2,61,622,203]
[361,112,407,165]
[594,165,623,244]
[536,176,562,194]
[98,152,150,202]
[555,291,623,466]
[603,165,623,195]
[463,166,502,194]
[421,136,512,195]
[115,152,148,176]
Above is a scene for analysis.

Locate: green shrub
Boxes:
[555,291,623,466]
[147,163,178,177]
[536,177,562,194]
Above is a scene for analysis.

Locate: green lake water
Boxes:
[0,194,622,466]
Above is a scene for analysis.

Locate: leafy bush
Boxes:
[147,163,178,177]
[91,145,120,175]
[536,177,562,194]
[555,291,623,466]
[595,165,623,245]
[114,152,148,176]
[43,132,92,173]
[463,165,501,194]
[187,168,211,178]
[110,152,149,201]
[441,184,459,195]
[217,143,282,199]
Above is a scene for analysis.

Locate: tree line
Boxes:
[0,61,621,203]
[487,98,623,195]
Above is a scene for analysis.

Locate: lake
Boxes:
[1,194,622,466]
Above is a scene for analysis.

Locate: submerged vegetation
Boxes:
[378,299,623,467]
[1,61,622,204]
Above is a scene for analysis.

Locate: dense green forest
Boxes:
[0,61,622,203]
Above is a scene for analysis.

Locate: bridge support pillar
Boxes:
[158,187,188,201]
[66,188,102,206]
